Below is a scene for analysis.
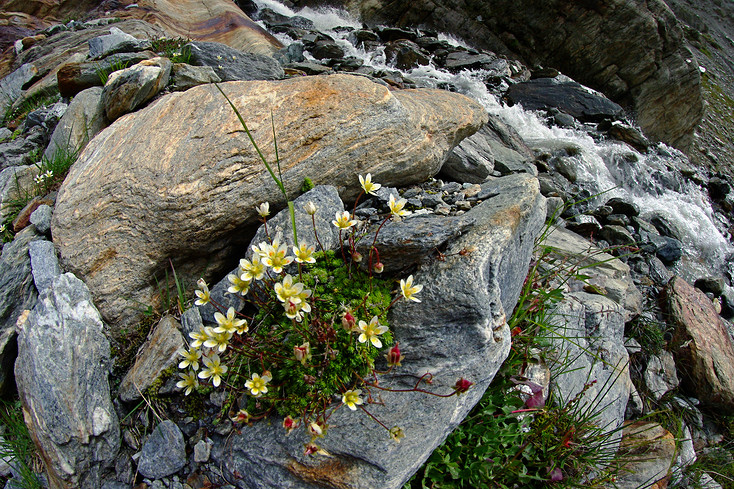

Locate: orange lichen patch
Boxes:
[87,248,117,276]
[288,458,356,489]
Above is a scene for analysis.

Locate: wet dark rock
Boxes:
[443,51,496,73]
[327,56,364,70]
[708,176,730,201]
[553,111,576,128]
[549,156,577,183]
[376,26,417,42]
[606,197,640,217]
[599,225,635,247]
[506,77,624,123]
[694,276,726,297]
[607,121,651,152]
[284,61,332,75]
[651,235,683,263]
[415,36,449,52]
[650,214,683,239]
[257,8,316,30]
[384,39,430,70]
[234,0,259,16]
[347,29,379,47]
[606,214,631,227]
[309,39,345,59]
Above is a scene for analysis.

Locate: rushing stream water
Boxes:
[254,0,733,282]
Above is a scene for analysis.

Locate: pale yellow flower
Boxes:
[400,275,423,302]
[178,348,202,370]
[227,273,251,296]
[293,243,316,264]
[274,274,304,303]
[198,354,228,387]
[389,426,405,442]
[341,389,364,411]
[240,255,266,281]
[333,211,357,230]
[263,238,293,273]
[213,306,248,335]
[245,372,270,397]
[357,316,389,348]
[359,173,381,195]
[189,327,211,349]
[176,370,199,395]
[204,329,233,353]
[389,194,409,217]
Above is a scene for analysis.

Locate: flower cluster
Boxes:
[33,170,53,185]
[173,172,475,453]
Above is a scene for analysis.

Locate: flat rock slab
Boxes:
[210,173,546,489]
[663,276,734,410]
[51,74,487,336]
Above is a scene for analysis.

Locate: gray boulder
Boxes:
[547,292,631,450]
[170,63,221,92]
[102,57,172,121]
[29,205,53,235]
[15,273,120,489]
[185,41,285,82]
[88,26,151,60]
[210,173,546,488]
[0,64,38,104]
[28,239,61,294]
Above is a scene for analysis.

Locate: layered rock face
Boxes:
[293,0,703,152]
[51,74,487,335]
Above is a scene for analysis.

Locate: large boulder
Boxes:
[663,276,734,410]
[210,173,546,489]
[51,74,488,337]
[293,0,703,151]
[15,272,120,489]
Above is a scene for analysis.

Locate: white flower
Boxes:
[304,201,317,215]
[256,202,270,218]
[359,173,381,195]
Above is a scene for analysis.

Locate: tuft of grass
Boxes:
[95,59,130,85]
[0,401,43,489]
[150,37,192,64]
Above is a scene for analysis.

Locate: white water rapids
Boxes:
[254,0,733,282]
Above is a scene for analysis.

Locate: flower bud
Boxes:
[373,262,384,274]
[294,342,311,365]
[385,342,404,367]
[231,409,251,424]
[283,416,297,434]
[341,311,356,331]
[304,443,320,456]
[351,251,363,263]
[304,201,317,215]
[453,377,473,395]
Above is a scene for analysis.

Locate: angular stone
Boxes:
[0,227,41,393]
[542,227,643,319]
[0,64,38,104]
[598,224,635,246]
[644,351,680,401]
[615,422,675,489]
[88,26,151,60]
[137,420,185,480]
[29,205,53,235]
[102,57,172,122]
[118,315,184,402]
[605,197,640,217]
[12,196,54,233]
[28,239,61,295]
[57,51,156,97]
[44,86,108,162]
[210,173,546,489]
[0,166,38,222]
[443,51,495,73]
[52,74,488,335]
[663,276,734,409]
[170,63,221,92]
[15,273,120,489]
[185,41,284,82]
[384,40,430,70]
